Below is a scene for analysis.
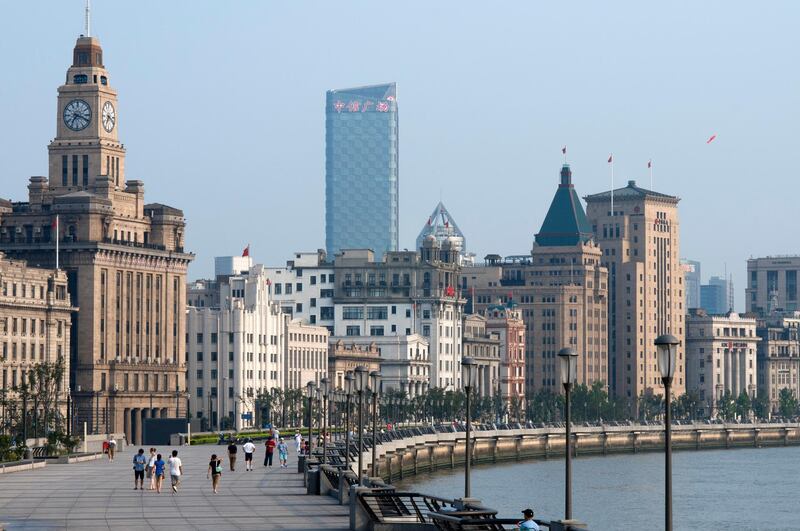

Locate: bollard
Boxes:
[297,455,306,473]
[83,422,87,453]
[306,467,320,495]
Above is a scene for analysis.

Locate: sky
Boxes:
[1,1,798,312]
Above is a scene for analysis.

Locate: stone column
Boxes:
[131,408,139,447]
[724,349,731,395]
[123,408,131,444]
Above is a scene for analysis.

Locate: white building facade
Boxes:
[186,261,284,431]
[685,309,759,416]
[265,250,335,333]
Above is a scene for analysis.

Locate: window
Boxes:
[310,298,317,308]
[197,369,203,379]
[367,306,388,320]
[285,283,292,294]
[211,333,218,343]
[310,276,317,285]
[62,155,68,186]
[73,74,88,84]
[320,289,334,298]
[197,333,203,343]
[406,309,411,318]
[370,326,385,336]
[343,307,364,320]
[72,155,78,186]
[321,307,334,320]
[346,326,360,336]
[211,351,218,361]
[296,282,303,292]
[296,303,303,312]
[82,155,88,186]
[274,284,282,295]
[196,352,203,361]
[196,387,203,398]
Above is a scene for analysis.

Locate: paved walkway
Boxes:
[0,444,349,530]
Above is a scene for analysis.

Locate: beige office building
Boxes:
[756,313,800,412]
[465,165,608,397]
[585,180,685,402]
[0,254,74,409]
[286,320,330,390]
[463,314,500,397]
[746,256,800,314]
[327,339,382,390]
[685,309,758,416]
[0,35,193,441]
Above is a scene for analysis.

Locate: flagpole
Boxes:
[649,160,653,190]
[610,155,614,217]
[55,215,59,270]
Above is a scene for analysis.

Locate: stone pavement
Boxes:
[0,443,349,530]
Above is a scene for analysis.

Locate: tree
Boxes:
[717,391,736,421]
[778,388,798,418]
[735,391,752,421]
[751,391,770,420]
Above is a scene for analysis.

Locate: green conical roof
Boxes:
[535,165,593,247]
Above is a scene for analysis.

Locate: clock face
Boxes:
[63,99,91,131]
[102,101,116,132]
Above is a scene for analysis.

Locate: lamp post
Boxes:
[319,378,329,464]
[369,371,382,478]
[306,381,315,454]
[655,334,679,531]
[354,365,368,484]
[461,356,477,499]
[344,371,354,471]
[558,347,578,521]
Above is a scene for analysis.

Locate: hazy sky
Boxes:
[2,1,798,311]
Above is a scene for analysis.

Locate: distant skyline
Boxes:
[3,2,799,312]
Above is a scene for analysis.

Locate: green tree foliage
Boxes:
[778,388,798,418]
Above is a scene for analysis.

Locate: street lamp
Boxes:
[306,381,315,455]
[461,356,477,498]
[369,371,382,478]
[354,365,369,484]
[319,378,329,465]
[655,334,679,531]
[344,371,354,472]
[558,347,578,521]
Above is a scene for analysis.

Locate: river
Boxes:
[395,445,800,530]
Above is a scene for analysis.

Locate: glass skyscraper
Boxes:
[325,83,398,259]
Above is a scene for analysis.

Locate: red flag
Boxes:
[607,154,613,163]
[51,216,58,230]
[561,145,567,155]
[706,134,717,144]
[427,217,431,226]
[242,244,250,257]
[647,160,652,169]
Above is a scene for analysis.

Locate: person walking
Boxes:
[207,453,223,494]
[154,453,166,494]
[294,431,302,454]
[132,448,147,490]
[146,448,157,490]
[107,436,117,461]
[242,439,256,471]
[278,438,288,468]
[264,436,276,467]
[168,450,183,494]
[227,440,238,471]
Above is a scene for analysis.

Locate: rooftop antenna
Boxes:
[85,0,91,37]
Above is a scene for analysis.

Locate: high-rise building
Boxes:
[465,165,608,398]
[584,180,685,402]
[0,34,193,443]
[700,276,733,315]
[681,259,701,309]
[746,256,800,314]
[186,261,284,431]
[325,83,398,259]
[685,309,758,417]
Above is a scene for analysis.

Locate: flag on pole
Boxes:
[242,244,250,257]
[562,145,567,155]
[647,160,652,169]
[706,134,717,144]
[608,154,613,163]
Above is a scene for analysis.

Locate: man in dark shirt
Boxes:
[227,440,238,471]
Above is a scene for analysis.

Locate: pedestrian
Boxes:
[516,508,540,530]
[278,438,288,468]
[132,448,147,490]
[294,431,302,453]
[302,440,310,456]
[242,439,256,471]
[264,436,276,467]
[154,453,166,493]
[207,453,223,494]
[146,448,157,490]
[168,450,183,494]
[107,436,117,461]
[227,439,238,471]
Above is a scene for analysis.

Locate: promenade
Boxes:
[0,444,349,530]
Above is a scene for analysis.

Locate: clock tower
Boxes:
[48,36,125,191]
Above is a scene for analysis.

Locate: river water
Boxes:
[395,445,800,530]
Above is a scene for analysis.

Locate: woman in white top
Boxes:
[147,448,158,490]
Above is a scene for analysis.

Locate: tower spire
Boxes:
[85,0,91,37]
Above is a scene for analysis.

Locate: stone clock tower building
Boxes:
[0,34,194,444]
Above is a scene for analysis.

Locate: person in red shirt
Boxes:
[264,436,276,467]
